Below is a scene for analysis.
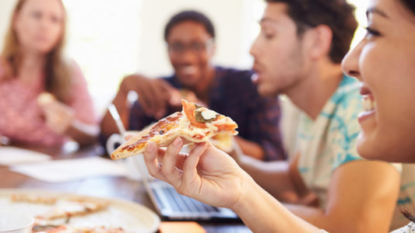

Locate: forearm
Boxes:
[238,156,299,202]
[100,89,130,137]
[234,174,321,233]
[284,203,328,227]
[66,119,99,146]
[234,136,264,160]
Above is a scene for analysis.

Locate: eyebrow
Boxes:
[259,17,278,24]
[366,7,389,19]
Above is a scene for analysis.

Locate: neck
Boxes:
[18,51,45,83]
[193,65,215,102]
[285,59,343,120]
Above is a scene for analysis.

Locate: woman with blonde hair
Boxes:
[0,0,98,147]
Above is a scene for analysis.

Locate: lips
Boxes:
[252,64,262,83]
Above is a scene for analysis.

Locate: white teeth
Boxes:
[182,66,197,75]
[362,96,375,111]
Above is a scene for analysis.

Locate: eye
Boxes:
[260,28,275,40]
[50,15,61,24]
[191,42,205,51]
[264,33,274,39]
[365,26,381,38]
[30,11,42,19]
[169,43,185,53]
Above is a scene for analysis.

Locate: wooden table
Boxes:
[0,144,250,233]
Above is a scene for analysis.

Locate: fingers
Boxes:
[39,101,75,134]
[143,138,187,187]
[160,138,184,186]
[143,141,164,180]
[134,78,172,119]
[136,80,154,116]
[182,142,207,188]
[156,148,187,170]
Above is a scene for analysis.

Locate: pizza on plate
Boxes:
[11,194,57,205]
[111,99,238,160]
[35,199,109,220]
[32,224,125,233]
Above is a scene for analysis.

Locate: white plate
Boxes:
[0,189,160,233]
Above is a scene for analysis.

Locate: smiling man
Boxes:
[101,10,286,161]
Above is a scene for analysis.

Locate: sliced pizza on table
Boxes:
[111,99,238,160]
[35,199,109,220]
[32,224,126,233]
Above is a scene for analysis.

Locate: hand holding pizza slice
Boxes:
[111,100,238,160]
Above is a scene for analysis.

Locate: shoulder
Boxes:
[67,59,83,76]
[329,76,362,127]
[66,59,87,84]
[322,77,364,169]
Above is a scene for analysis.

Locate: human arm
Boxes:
[100,74,174,138]
[233,136,265,160]
[39,62,99,146]
[284,160,400,233]
[241,95,286,161]
[233,150,305,203]
[143,138,322,233]
[39,99,98,146]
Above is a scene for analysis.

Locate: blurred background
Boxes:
[0,0,368,115]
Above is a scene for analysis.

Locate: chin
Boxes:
[258,86,278,97]
[355,132,390,161]
[357,132,415,163]
[177,76,199,88]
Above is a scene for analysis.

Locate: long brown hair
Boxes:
[1,0,72,103]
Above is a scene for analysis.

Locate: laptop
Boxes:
[131,154,240,221]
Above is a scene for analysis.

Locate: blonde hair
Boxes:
[1,0,71,103]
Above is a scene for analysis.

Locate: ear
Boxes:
[303,25,333,60]
[208,42,216,58]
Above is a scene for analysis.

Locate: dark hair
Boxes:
[401,0,415,15]
[164,10,215,42]
[266,0,357,64]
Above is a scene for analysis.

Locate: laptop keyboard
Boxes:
[160,186,220,213]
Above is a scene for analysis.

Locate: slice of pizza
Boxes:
[35,199,109,220]
[111,99,238,160]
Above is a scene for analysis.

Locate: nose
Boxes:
[249,35,260,58]
[342,40,364,81]
[179,49,198,63]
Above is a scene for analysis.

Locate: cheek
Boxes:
[197,53,210,67]
[50,25,63,42]
[359,42,415,161]
[14,20,32,43]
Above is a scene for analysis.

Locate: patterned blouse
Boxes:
[0,60,97,146]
